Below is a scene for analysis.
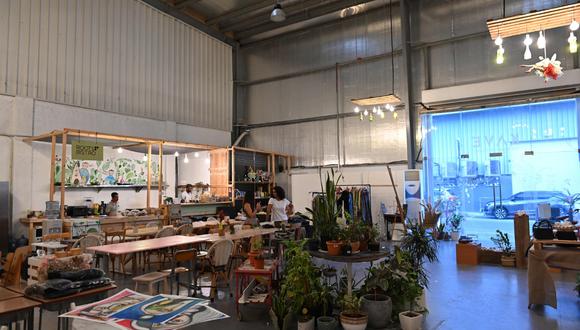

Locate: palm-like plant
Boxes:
[556,190,580,216]
[306,169,342,244]
[400,221,438,288]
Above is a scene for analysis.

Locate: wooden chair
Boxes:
[144,227,176,269]
[104,229,133,274]
[42,232,72,241]
[73,234,103,267]
[2,246,28,287]
[133,272,169,295]
[161,249,198,296]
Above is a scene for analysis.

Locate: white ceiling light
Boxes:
[142,155,148,161]
[117,147,123,154]
[270,4,286,22]
[174,151,179,157]
[570,19,579,31]
[183,154,189,164]
[194,152,199,158]
[537,30,546,49]
[523,34,533,60]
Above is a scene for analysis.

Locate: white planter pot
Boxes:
[414,290,427,312]
[297,317,315,330]
[339,312,368,330]
[399,311,424,330]
[450,231,460,241]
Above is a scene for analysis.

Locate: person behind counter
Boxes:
[181,184,194,203]
[267,186,293,222]
[105,192,119,216]
[242,191,262,226]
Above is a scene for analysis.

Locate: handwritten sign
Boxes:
[72,141,103,161]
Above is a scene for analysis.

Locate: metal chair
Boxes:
[72,234,103,267]
[160,249,198,296]
[104,229,132,274]
[176,224,194,236]
[145,227,176,269]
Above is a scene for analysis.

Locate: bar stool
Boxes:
[133,272,170,295]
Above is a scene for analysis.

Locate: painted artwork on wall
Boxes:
[54,156,159,186]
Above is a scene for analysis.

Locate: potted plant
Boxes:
[254,254,265,269]
[326,240,343,256]
[448,214,464,241]
[316,283,337,330]
[298,308,315,330]
[556,190,580,222]
[306,169,342,251]
[399,310,424,330]
[270,292,291,330]
[339,295,368,330]
[434,222,447,240]
[248,237,263,267]
[491,230,515,267]
[420,200,441,229]
[368,225,380,251]
[401,221,438,291]
[360,265,393,329]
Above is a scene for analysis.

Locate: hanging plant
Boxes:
[521,54,563,82]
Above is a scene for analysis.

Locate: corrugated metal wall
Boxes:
[0,0,232,131]
[237,0,579,167]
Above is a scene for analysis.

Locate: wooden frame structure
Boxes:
[24,128,218,219]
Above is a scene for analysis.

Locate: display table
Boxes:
[235,259,278,321]
[456,242,481,265]
[0,297,40,330]
[309,250,389,296]
[528,239,580,308]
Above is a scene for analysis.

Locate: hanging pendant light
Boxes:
[270,3,286,22]
[570,18,579,31]
[194,152,199,158]
[537,30,546,49]
[494,35,503,46]
[142,154,148,161]
[354,106,360,113]
[183,154,189,164]
[496,45,505,64]
[568,32,578,53]
[174,151,179,157]
[363,109,369,116]
[117,147,123,154]
[523,34,533,60]
[359,113,364,121]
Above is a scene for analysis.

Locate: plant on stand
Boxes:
[367,225,381,251]
[421,200,442,229]
[401,221,438,290]
[316,283,338,330]
[491,230,515,267]
[339,294,368,330]
[448,214,464,241]
[556,190,580,222]
[306,169,342,253]
[248,236,263,267]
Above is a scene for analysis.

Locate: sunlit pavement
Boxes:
[458,212,535,247]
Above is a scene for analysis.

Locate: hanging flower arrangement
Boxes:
[521,54,563,82]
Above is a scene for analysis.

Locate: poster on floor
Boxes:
[60,289,149,323]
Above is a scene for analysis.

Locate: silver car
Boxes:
[483,191,567,219]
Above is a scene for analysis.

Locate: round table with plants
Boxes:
[308,250,389,296]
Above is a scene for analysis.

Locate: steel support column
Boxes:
[400,0,416,169]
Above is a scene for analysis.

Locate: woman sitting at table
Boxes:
[267,186,293,223]
[242,191,262,226]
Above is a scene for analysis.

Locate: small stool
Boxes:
[133,272,170,295]
[322,268,339,289]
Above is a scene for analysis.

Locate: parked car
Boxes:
[483,191,567,219]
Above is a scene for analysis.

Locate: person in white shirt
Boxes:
[267,186,293,222]
[181,184,193,203]
[105,192,119,216]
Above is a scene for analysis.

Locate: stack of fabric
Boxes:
[25,269,112,299]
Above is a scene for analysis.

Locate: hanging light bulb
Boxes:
[537,31,546,49]
[372,107,377,114]
[183,154,189,164]
[117,147,123,154]
[369,113,374,121]
[523,34,533,60]
[496,45,505,64]
[363,109,368,116]
[569,32,578,53]
[354,106,360,113]
[379,110,385,119]
[570,19,579,32]
[359,113,364,121]
[389,105,394,112]
[174,151,179,157]
[142,155,148,161]
[393,112,398,119]
[194,152,199,158]
[494,35,503,46]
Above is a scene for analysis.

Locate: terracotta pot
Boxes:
[350,241,360,252]
[326,241,343,256]
[500,255,516,267]
[254,257,265,269]
[339,312,368,330]
[359,240,368,252]
[248,251,260,267]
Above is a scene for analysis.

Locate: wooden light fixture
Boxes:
[351,94,401,106]
[487,3,580,39]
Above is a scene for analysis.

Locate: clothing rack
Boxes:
[310,183,373,224]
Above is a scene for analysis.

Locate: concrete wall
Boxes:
[0,94,230,237]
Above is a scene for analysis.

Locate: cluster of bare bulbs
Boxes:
[354,104,397,121]
[494,18,578,64]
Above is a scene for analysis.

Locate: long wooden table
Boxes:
[88,229,278,274]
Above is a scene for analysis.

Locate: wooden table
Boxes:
[0,297,40,330]
[235,259,278,321]
[206,228,277,243]
[26,284,117,330]
[310,250,389,296]
[532,238,580,250]
[0,287,23,301]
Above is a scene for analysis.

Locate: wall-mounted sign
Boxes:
[72,141,103,161]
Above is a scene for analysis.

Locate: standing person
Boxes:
[181,184,194,203]
[267,186,293,222]
[242,191,262,226]
[105,192,120,216]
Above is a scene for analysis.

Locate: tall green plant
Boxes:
[281,240,323,313]
[306,169,342,243]
[401,221,438,288]
[491,230,513,256]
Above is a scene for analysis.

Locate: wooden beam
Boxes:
[49,135,56,201]
[174,0,202,9]
[60,133,67,219]
[487,3,580,39]
[158,143,163,207]
[23,130,62,143]
[147,144,152,210]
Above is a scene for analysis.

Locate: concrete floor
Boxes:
[38,241,578,329]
